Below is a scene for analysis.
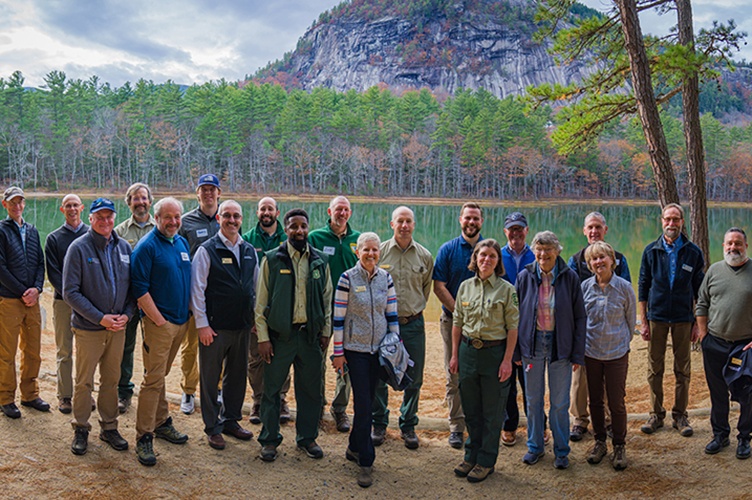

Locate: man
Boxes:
[131,197,192,466]
[45,194,88,414]
[0,186,48,419]
[696,227,752,459]
[308,195,359,432]
[371,206,433,449]
[114,182,156,413]
[433,202,484,448]
[177,173,221,415]
[567,211,631,442]
[63,198,135,455]
[638,203,704,437]
[192,200,257,450]
[499,211,535,447]
[242,196,292,424]
[255,208,332,462]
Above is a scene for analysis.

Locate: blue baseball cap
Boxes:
[90,197,116,214]
[198,173,220,189]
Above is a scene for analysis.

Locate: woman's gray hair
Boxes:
[531,231,563,253]
[357,232,381,249]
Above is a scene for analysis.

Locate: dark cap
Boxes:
[504,212,528,229]
[198,173,220,189]
[90,197,116,214]
[3,186,24,202]
[724,343,752,404]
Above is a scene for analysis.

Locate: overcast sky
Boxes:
[1,0,750,89]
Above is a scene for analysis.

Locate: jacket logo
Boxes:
[350,243,357,253]
[312,269,321,280]
[87,257,100,264]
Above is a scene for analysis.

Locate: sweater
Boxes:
[696,259,752,342]
[45,223,89,300]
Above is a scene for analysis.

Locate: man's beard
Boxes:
[724,251,748,267]
[260,216,276,228]
[290,237,307,252]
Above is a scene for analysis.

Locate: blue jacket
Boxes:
[638,234,704,324]
[515,257,587,365]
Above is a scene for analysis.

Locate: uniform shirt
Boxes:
[696,259,752,342]
[453,273,519,341]
[379,237,433,317]
[433,233,484,314]
[581,274,636,360]
[308,221,360,289]
[115,214,156,249]
[242,221,287,262]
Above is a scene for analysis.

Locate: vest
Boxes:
[264,243,329,342]
[202,235,258,331]
[572,246,626,283]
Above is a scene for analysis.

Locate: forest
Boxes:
[2,69,752,200]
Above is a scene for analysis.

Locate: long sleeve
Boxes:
[45,232,63,294]
[332,271,351,356]
[254,258,271,342]
[385,272,399,335]
[63,244,104,326]
[190,246,211,329]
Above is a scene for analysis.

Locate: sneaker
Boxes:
[330,408,350,432]
[705,435,730,455]
[279,400,291,424]
[554,455,569,470]
[260,444,278,462]
[522,450,545,465]
[402,430,419,449]
[612,444,628,470]
[99,429,129,451]
[154,417,189,444]
[466,464,494,483]
[448,431,464,449]
[371,427,387,446]
[357,466,373,488]
[297,441,324,459]
[249,404,261,425]
[640,415,664,434]
[118,396,131,414]
[737,437,751,460]
[587,440,608,464]
[136,434,157,466]
[570,425,587,442]
[454,460,475,477]
[501,430,516,447]
[672,415,693,437]
[180,393,195,415]
[58,397,72,415]
[71,427,89,456]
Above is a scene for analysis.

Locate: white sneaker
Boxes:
[181,393,195,415]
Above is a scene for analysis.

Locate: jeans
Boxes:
[523,330,572,457]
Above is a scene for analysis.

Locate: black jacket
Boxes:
[0,217,45,298]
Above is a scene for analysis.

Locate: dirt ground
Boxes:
[1,293,750,499]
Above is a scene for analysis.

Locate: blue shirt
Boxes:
[662,235,684,287]
[433,234,483,314]
[131,228,192,325]
[502,243,535,285]
[581,275,636,360]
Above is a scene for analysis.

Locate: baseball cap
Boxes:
[3,186,25,202]
[90,197,116,214]
[724,343,752,403]
[504,212,528,229]
[198,173,220,189]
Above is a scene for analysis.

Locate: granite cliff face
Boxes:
[256,0,597,98]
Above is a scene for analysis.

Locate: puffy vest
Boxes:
[202,235,258,330]
[572,246,626,283]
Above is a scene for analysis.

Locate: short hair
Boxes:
[357,232,381,249]
[531,231,563,253]
[391,206,414,221]
[468,239,504,276]
[584,241,617,273]
[584,211,606,226]
[219,200,242,217]
[662,203,684,219]
[154,197,183,217]
[283,208,309,226]
[725,227,747,243]
[460,202,483,219]
[125,183,153,205]
[329,195,350,210]
[258,197,278,210]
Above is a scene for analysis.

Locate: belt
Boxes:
[463,336,504,349]
[398,312,423,325]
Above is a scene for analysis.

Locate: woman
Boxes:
[331,232,399,488]
[516,231,587,470]
[581,241,635,470]
[449,239,518,483]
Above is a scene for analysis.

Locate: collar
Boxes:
[218,230,242,249]
[90,228,117,249]
[478,273,499,287]
[255,221,284,238]
[506,243,529,257]
[286,239,309,259]
[127,214,155,228]
[383,236,415,253]
[64,221,85,232]
[324,219,352,238]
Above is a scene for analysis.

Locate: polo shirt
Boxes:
[433,233,484,314]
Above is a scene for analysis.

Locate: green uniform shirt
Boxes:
[453,274,519,341]
[379,237,433,317]
[242,221,286,262]
[114,214,156,249]
[696,259,752,342]
[308,221,360,287]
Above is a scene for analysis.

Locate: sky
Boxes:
[1,0,751,89]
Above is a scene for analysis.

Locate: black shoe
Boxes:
[401,430,419,449]
[1,402,21,419]
[72,427,89,456]
[448,431,464,449]
[570,425,587,442]
[21,397,50,412]
[371,427,386,446]
[100,429,129,451]
[260,444,278,462]
[298,441,324,459]
[737,437,751,460]
[705,436,730,455]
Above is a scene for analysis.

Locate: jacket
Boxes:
[0,217,45,298]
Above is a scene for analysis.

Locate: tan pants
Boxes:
[54,299,74,400]
[136,318,188,438]
[440,311,464,433]
[248,331,290,405]
[179,316,199,395]
[570,364,611,428]
[72,328,124,431]
[0,298,41,405]
[647,321,692,420]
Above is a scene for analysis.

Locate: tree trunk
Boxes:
[676,0,710,267]
[615,0,680,207]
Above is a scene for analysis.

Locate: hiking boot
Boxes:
[640,415,663,434]
[371,427,386,446]
[570,425,587,442]
[454,460,475,477]
[298,441,324,459]
[612,444,628,470]
[118,396,131,414]
[501,430,516,447]
[737,437,751,460]
[154,417,188,444]
[705,435,730,455]
[346,447,359,463]
[357,466,373,488]
[58,397,72,415]
[180,393,195,415]
[466,464,494,483]
[249,404,261,425]
[401,430,419,449]
[136,434,157,466]
[587,440,608,464]
[448,431,464,449]
[260,444,278,462]
[279,400,291,424]
[71,427,89,456]
[672,415,693,437]
[330,408,350,432]
[99,429,129,451]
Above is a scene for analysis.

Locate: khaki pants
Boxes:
[647,321,692,420]
[0,298,41,405]
[136,318,188,438]
[570,364,611,428]
[72,328,124,431]
[179,316,199,395]
[440,311,464,433]
[54,299,74,400]
[248,331,290,405]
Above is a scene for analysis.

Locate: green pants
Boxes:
[459,339,510,468]
[259,332,323,447]
[372,316,425,432]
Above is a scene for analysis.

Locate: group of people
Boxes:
[0,181,750,488]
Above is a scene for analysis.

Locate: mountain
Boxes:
[253,0,601,98]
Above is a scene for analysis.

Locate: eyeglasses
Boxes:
[662,217,682,223]
[221,213,242,220]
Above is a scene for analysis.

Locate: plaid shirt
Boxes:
[581,275,636,360]
[536,271,555,331]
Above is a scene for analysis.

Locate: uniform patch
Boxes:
[512,292,519,307]
[350,243,357,253]
[222,258,233,264]
[312,269,321,280]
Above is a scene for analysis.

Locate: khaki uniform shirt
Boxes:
[379,237,433,317]
[115,215,156,249]
[453,274,519,341]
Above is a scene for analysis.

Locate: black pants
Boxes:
[346,350,380,467]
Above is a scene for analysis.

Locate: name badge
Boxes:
[280,269,291,274]
[355,285,366,293]
[120,254,130,264]
[682,264,693,272]
[462,302,470,307]
[87,257,100,264]
[323,246,336,256]
[181,252,190,261]
[380,264,391,269]
[196,228,208,238]
[222,258,233,264]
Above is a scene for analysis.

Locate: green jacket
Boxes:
[242,221,286,262]
[308,221,360,287]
